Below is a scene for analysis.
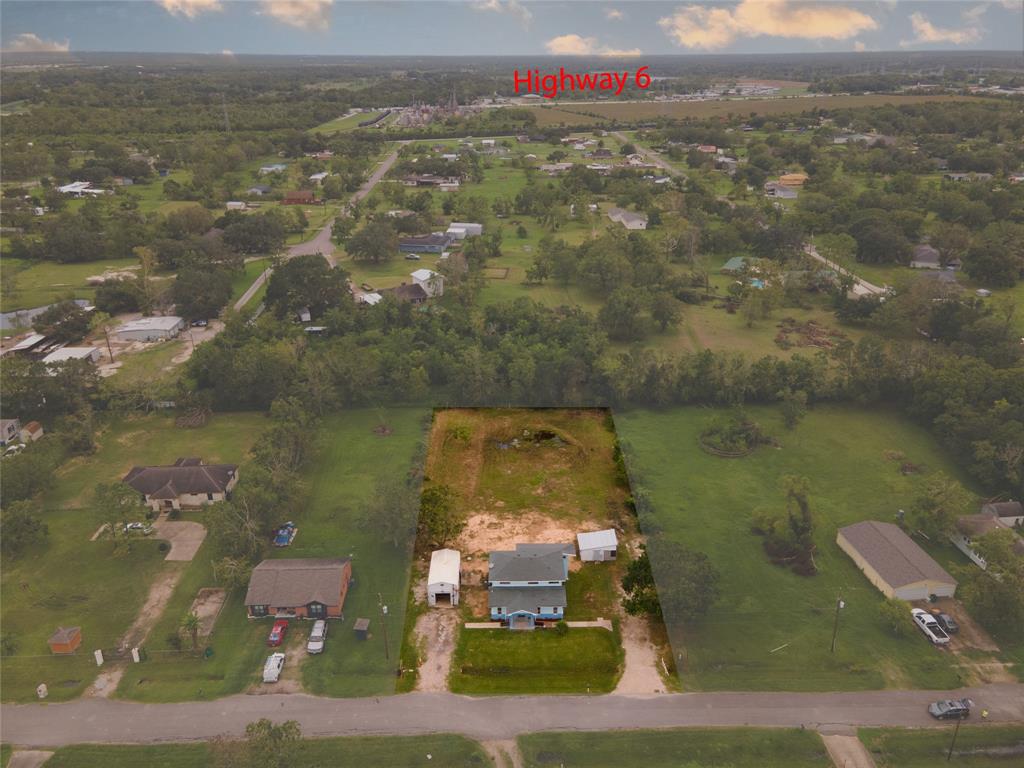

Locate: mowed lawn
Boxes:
[860,726,1024,768]
[449,627,622,695]
[0,414,266,703]
[299,407,431,697]
[43,734,491,768]
[613,404,981,692]
[519,728,830,767]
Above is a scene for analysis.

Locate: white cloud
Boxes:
[853,40,867,52]
[4,33,70,52]
[658,0,878,50]
[472,0,532,26]
[544,33,640,57]
[258,0,333,30]
[605,8,624,21]
[157,0,222,19]
[900,10,984,47]
[1000,0,1022,11]
[221,49,235,56]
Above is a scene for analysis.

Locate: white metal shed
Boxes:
[427,548,461,606]
[577,529,618,562]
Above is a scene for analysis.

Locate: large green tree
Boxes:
[265,254,349,321]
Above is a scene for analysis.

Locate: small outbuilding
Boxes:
[48,626,82,655]
[427,548,461,606]
[353,618,370,640]
[577,529,618,562]
[837,520,957,601]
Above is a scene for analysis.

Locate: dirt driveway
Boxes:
[413,609,459,692]
[153,519,206,561]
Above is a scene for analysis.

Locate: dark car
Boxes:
[191,319,208,327]
[935,612,959,635]
[266,619,289,647]
[929,698,972,720]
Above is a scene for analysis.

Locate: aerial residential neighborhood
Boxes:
[1,1,1023,767]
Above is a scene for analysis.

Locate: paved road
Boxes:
[3,684,1022,747]
[232,144,403,310]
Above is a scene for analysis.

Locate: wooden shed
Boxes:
[353,618,370,640]
[48,626,82,655]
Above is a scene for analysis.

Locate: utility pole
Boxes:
[830,596,845,653]
[378,592,390,662]
[946,716,963,761]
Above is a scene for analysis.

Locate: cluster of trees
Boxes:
[622,541,720,626]
[751,476,817,576]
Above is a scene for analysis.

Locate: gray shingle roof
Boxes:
[489,545,570,582]
[488,585,566,613]
[839,521,956,589]
[982,501,1023,519]
[244,558,349,608]
[123,459,237,500]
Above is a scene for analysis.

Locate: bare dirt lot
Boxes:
[413,608,459,692]
[189,587,227,638]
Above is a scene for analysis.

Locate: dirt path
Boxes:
[481,739,523,768]
[413,609,459,692]
[614,613,667,695]
[822,733,877,768]
[85,562,187,698]
[7,751,54,768]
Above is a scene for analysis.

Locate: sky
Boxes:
[1,1,1022,57]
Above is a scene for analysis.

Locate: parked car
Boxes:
[359,283,374,292]
[912,608,950,645]
[929,698,972,720]
[935,612,959,635]
[4,443,25,457]
[266,619,289,647]
[124,522,154,535]
[307,620,328,654]
[191,319,208,327]
[273,522,296,548]
[262,652,285,683]
[404,253,421,260]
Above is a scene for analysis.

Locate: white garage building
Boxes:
[115,316,185,342]
[576,529,618,562]
[427,548,460,606]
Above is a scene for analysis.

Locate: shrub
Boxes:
[552,621,569,637]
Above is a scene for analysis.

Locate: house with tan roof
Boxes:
[244,558,352,619]
[837,520,957,600]
[950,501,1024,569]
[123,457,238,512]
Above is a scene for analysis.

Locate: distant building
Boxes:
[411,268,444,298]
[247,185,272,196]
[539,162,574,175]
[48,626,82,655]
[0,418,22,445]
[41,347,102,366]
[115,316,185,342]
[258,163,288,175]
[308,172,329,184]
[282,190,316,205]
[20,421,44,443]
[910,244,941,270]
[226,201,247,211]
[764,182,798,199]
[399,233,452,254]
[778,173,809,187]
[606,207,648,230]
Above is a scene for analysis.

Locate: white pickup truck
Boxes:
[911,608,950,645]
[262,652,286,683]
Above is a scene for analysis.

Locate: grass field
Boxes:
[311,110,384,134]
[0,413,266,703]
[860,726,1024,767]
[43,734,491,767]
[1,257,139,312]
[298,407,430,697]
[613,404,984,692]
[522,94,988,128]
[230,258,271,305]
[449,626,622,694]
[518,727,830,767]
